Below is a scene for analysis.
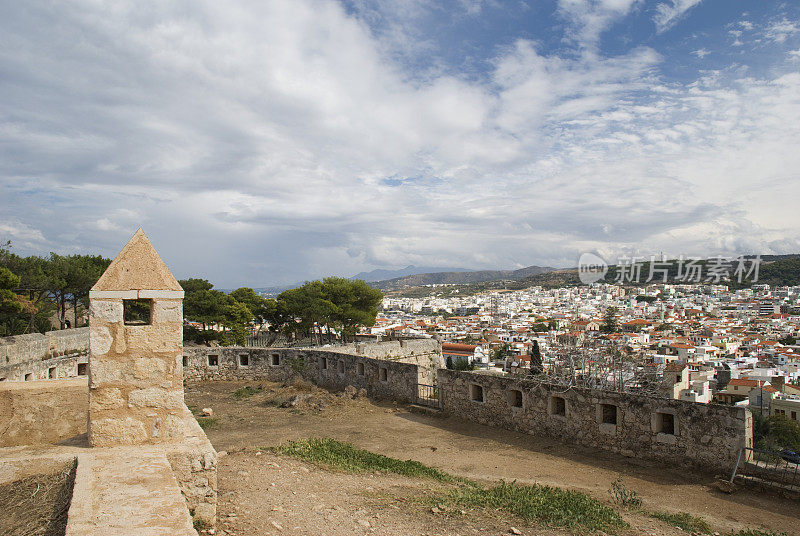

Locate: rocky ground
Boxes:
[186,380,800,536]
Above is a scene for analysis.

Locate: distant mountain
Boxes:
[511,254,800,290]
[372,265,556,290]
[250,284,298,296]
[352,265,473,283]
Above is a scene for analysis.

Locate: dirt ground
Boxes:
[186,381,800,536]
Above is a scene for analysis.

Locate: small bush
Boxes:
[232,385,263,400]
[452,359,476,371]
[609,476,642,508]
[290,377,314,391]
[193,517,210,531]
[651,511,711,534]
[262,394,290,407]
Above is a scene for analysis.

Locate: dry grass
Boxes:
[0,460,77,536]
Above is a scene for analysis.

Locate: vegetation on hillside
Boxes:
[273,437,458,482]
[449,481,627,533]
[0,239,382,344]
[389,255,800,300]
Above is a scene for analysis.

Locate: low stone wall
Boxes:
[322,339,443,384]
[0,327,89,366]
[183,343,431,403]
[437,370,751,473]
[0,379,89,447]
[0,353,90,382]
[0,328,89,382]
[164,412,218,525]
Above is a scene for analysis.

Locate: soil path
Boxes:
[187,381,800,535]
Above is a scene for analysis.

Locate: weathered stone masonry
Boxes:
[86,228,218,526]
[0,327,89,381]
[436,369,752,473]
[183,338,443,403]
[2,321,750,473]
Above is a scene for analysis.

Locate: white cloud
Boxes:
[789,49,800,60]
[0,0,799,286]
[653,0,703,33]
[557,0,642,48]
[0,221,47,250]
[692,48,710,58]
[764,18,800,43]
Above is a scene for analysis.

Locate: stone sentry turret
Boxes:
[88,229,186,446]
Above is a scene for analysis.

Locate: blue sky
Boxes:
[1,0,799,287]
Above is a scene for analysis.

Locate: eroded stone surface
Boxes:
[88,230,186,447]
[65,448,197,536]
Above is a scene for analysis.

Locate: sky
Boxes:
[1,0,800,288]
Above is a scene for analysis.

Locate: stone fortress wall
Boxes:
[183,338,444,403]
[0,327,89,381]
[1,330,751,473]
[436,369,752,472]
[0,230,217,536]
[183,339,749,473]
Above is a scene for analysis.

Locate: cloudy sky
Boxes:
[1,0,799,288]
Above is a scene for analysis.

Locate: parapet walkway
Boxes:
[66,447,197,536]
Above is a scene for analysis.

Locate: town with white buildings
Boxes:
[370,282,800,422]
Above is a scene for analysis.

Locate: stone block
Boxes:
[91,387,125,409]
[89,300,124,322]
[90,416,149,446]
[89,326,112,356]
[152,300,183,323]
[128,387,184,409]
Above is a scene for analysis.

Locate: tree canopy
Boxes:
[180,277,382,346]
[600,307,619,334]
[0,242,111,335]
[1,240,383,344]
[276,277,383,343]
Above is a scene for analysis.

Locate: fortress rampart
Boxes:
[1,330,751,474]
[0,327,89,381]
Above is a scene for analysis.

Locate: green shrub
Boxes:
[196,417,218,430]
[651,511,711,534]
[609,476,642,508]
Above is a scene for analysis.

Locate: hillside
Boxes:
[371,265,555,290]
[351,265,472,282]
[386,255,800,298]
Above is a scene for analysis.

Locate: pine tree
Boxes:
[529,340,543,375]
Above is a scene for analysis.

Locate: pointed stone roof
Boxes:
[92,229,182,291]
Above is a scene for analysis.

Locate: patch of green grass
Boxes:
[650,511,711,534]
[273,438,458,482]
[232,385,263,400]
[196,417,218,430]
[448,480,628,534]
[726,531,788,536]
